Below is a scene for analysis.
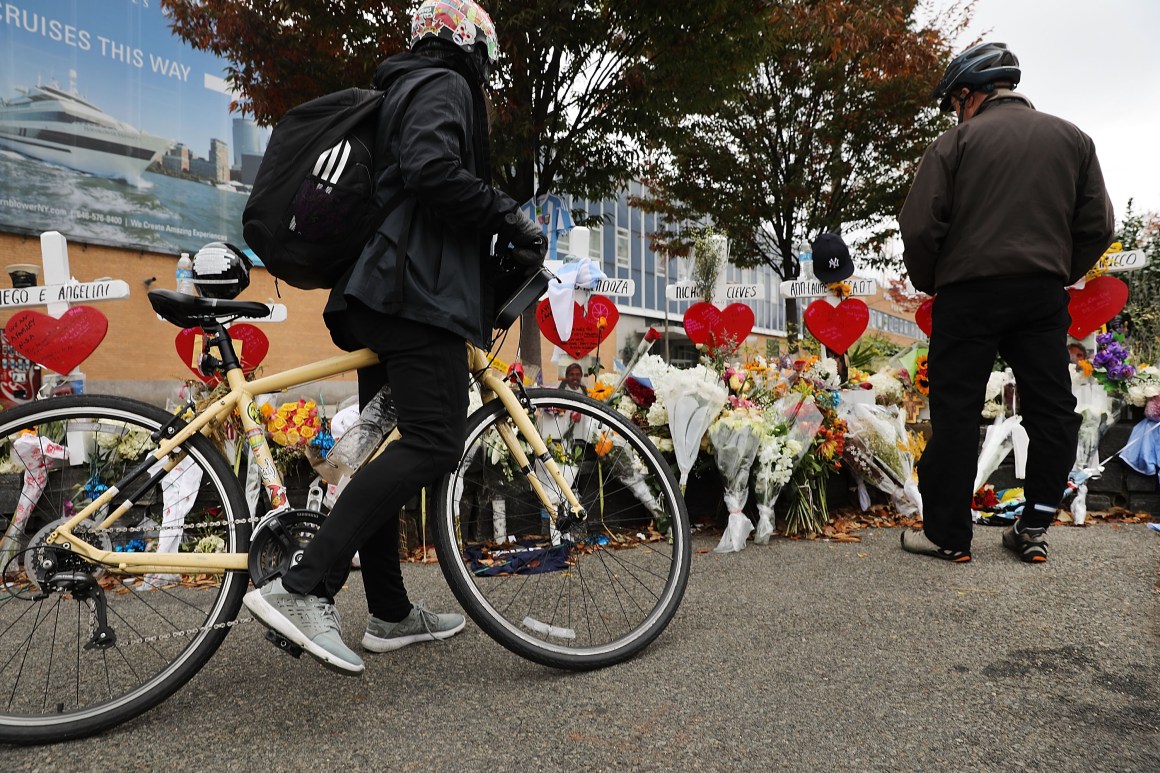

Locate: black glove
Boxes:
[497,209,548,267]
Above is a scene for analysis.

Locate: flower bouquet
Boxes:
[762,392,827,537]
[840,402,921,516]
[708,407,764,553]
[750,402,811,543]
[264,398,322,448]
[653,364,728,491]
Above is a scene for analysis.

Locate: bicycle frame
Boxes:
[41,341,584,575]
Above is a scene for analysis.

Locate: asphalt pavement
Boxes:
[5,523,1159,772]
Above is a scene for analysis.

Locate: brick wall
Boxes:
[0,233,592,404]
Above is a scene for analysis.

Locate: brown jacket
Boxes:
[899,91,1114,294]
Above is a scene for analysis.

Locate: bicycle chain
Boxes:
[64,512,270,647]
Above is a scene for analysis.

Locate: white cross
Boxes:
[0,231,131,317]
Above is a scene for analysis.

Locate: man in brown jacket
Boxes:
[898,42,1114,564]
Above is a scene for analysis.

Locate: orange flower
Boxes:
[596,316,608,330]
[1079,360,1094,377]
[594,432,614,457]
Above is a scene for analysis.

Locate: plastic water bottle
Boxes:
[176,253,195,295]
[325,386,397,480]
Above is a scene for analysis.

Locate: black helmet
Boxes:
[932,42,1021,113]
[191,242,252,300]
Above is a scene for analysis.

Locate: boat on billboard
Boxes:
[0,1,263,257]
[0,73,173,185]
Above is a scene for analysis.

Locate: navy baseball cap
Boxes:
[811,233,854,283]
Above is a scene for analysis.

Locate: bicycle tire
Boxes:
[0,395,250,744]
[433,388,690,670]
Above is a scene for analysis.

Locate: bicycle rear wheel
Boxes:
[0,395,250,744]
[434,388,689,670]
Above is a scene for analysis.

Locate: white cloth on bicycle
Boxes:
[545,258,607,341]
[156,455,202,555]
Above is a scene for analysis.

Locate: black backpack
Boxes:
[242,88,398,290]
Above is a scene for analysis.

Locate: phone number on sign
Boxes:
[74,211,124,226]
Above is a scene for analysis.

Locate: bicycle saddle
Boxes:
[148,289,272,327]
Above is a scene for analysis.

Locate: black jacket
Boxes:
[899,91,1114,294]
[325,53,518,348]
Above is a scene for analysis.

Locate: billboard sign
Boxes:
[0,1,265,256]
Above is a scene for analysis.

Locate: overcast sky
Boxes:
[961,0,1160,216]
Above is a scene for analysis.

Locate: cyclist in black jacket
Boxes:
[245,0,547,675]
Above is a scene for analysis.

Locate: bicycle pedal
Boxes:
[264,629,304,658]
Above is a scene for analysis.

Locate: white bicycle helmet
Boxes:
[191,242,252,300]
[410,0,498,67]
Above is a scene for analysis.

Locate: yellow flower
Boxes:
[301,426,316,439]
[272,431,288,446]
[286,430,301,446]
[272,416,287,430]
[588,382,613,401]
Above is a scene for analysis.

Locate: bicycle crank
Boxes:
[247,508,326,588]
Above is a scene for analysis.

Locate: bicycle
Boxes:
[0,268,690,744]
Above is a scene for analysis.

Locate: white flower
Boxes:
[615,399,637,420]
[981,401,1004,419]
[1124,365,1160,407]
[868,371,904,406]
[194,534,225,553]
[646,401,668,427]
[804,357,840,389]
[632,354,669,382]
[649,436,673,453]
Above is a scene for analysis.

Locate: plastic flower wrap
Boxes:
[840,403,921,516]
[653,364,728,490]
[770,393,828,536]
[981,370,1012,419]
[1068,367,1120,525]
[266,399,321,448]
[973,414,1028,495]
[0,431,69,574]
[750,395,816,543]
[708,408,764,553]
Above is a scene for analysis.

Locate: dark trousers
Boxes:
[918,276,1080,552]
[283,306,468,620]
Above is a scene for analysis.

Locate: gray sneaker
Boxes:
[362,602,466,653]
[243,577,364,675]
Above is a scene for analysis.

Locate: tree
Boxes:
[161,0,769,367]
[637,0,969,345]
[1116,201,1160,364]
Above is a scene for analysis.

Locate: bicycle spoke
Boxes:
[0,396,248,743]
[437,388,689,669]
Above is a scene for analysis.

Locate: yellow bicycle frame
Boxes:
[42,343,584,575]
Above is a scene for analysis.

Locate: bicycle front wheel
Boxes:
[434,388,690,670]
[0,395,250,744]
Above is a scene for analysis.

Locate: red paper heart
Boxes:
[804,298,869,355]
[175,324,270,386]
[915,297,934,337]
[1067,275,1129,339]
[4,306,108,375]
[682,302,755,355]
[535,295,620,359]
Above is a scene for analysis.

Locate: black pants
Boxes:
[283,304,468,620]
[918,276,1080,552]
